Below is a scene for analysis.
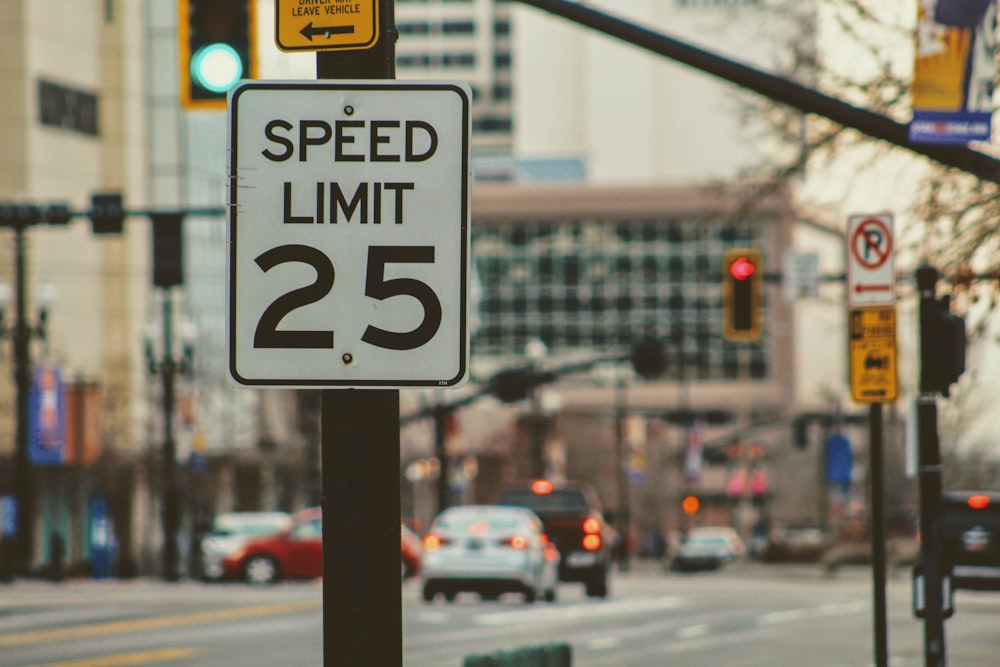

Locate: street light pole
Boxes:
[12,220,35,572]
[614,376,631,571]
[159,290,180,582]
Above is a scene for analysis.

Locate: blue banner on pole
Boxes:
[0,495,16,537]
[29,365,66,465]
[826,432,854,489]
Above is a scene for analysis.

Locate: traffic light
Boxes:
[179,0,256,110]
[89,193,125,235]
[722,248,762,342]
[922,294,966,397]
[631,337,666,379]
[152,213,184,288]
[681,495,700,516]
[488,368,536,403]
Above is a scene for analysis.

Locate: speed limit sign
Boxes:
[227,80,471,387]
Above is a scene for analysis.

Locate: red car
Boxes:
[222,507,323,585]
[401,522,423,581]
[221,507,424,585]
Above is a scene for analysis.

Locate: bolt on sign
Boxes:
[849,307,898,403]
[275,0,378,52]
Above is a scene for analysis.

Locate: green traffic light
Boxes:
[191,42,243,93]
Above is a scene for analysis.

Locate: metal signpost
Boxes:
[228,2,470,663]
[846,212,897,667]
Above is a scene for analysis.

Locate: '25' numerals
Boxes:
[252,244,442,351]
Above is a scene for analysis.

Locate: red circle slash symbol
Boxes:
[851,218,891,269]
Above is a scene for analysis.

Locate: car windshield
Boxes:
[497,489,589,516]
[211,516,289,537]
[434,510,525,533]
[687,535,729,547]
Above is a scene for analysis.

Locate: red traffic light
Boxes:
[681,495,700,515]
[729,256,756,281]
[968,494,990,510]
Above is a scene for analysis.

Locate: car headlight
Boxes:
[225,546,248,564]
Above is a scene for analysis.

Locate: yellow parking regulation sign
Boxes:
[849,307,898,403]
[275,0,378,52]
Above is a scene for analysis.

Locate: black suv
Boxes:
[941,490,1000,590]
[497,479,611,597]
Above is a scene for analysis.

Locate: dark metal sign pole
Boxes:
[916,267,946,667]
[869,403,888,667]
[317,2,401,665]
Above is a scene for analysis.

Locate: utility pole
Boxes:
[11,215,36,573]
[0,203,70,574]
[614,376,631,571]
[158,290,180,581]
[433,405,451,514]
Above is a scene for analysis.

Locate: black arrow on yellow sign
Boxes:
[300,22,356,41]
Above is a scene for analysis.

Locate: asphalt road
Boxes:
[0,563,997,666]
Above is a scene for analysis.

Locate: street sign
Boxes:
[847,213,895,308]
[849,307,898,403]
[783,250,819,303]
[274,0,378,52]
[227,80,471,387]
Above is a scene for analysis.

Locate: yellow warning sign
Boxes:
[849,307,898,403]
[275,0,378,52]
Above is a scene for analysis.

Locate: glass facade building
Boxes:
[470,183,793,389]
[396,0,514,153]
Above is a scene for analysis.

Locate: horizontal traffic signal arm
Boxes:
[0,203,227,228]
[399,352,628,425]
[513,0,1000,185]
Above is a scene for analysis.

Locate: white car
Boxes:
[420,505,560,603]
[200,511,292,581]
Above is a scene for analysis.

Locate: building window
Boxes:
[471,217,768,380]
[398,22,431,35]
[442,21,476,35]
[473,116,513,133]
[397,54,432,68]
[442,52,476,67]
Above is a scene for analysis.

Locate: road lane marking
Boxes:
[27,647,203,667]
[472,595,684,626]
[584,636,621,650]
[759,600,866,626]
[0,599,321,647]
[677,623,710,639]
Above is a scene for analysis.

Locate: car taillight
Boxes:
[969,494,990,510]
[423,533,448,552]
[582,534,602,551]
[507,535,530,550]
[582,517,601,534]
[531,479,554,495]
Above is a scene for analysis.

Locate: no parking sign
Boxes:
[847,214,895,308]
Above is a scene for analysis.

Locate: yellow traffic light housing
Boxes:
[722,248,763,342]
[179,0,257,110]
